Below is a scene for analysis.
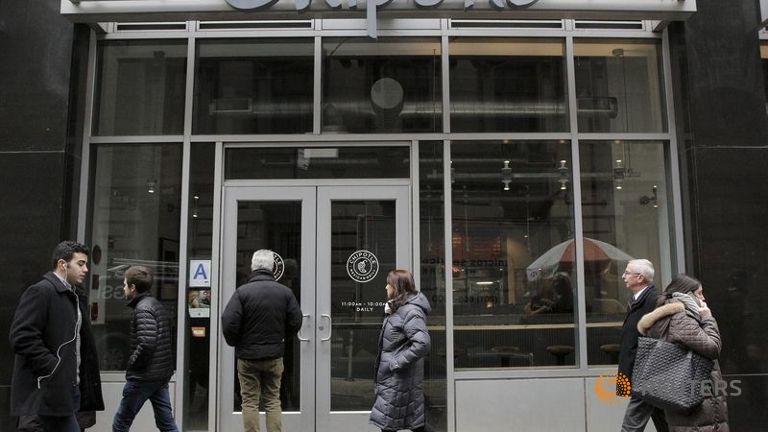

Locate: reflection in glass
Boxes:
[449,38,567,132]
[225,146,410,180]
[184,143,215,429]
[761,43,768,110]
[419,141,447,431]
[575,40,666,133]
[451,140,577,368]
[323,38,442,133]
[194,39,314,134]
[579,141,674,365]
[87,143,182,372]
[330,201,396,410]
[233,202,302,412]
[94,41,187,135]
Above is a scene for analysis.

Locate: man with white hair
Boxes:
[617,259,668,432]
[222,249,302,432]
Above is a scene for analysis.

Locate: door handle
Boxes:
[297,314,310,342]
[320,314,332,342]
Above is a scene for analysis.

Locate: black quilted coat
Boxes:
[637,300,729,432]
[369,292,431,431]
[125,293,175,382]
[221,270,302,361]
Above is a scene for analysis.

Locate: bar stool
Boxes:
[600,343,621,364]
[546,345,574,365]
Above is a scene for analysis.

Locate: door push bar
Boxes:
[297,314,311,342]
[320,314,332,342]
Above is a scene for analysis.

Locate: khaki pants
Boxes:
[237,357,284,432]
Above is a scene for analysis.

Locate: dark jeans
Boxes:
[112,380,178,432]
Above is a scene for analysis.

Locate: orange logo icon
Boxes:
[595,372,631,405]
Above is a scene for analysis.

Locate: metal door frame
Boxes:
[217,182,411,432]
[218,185,317,432]
[315,184,412,432]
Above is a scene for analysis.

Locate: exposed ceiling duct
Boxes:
[208,96,618,118]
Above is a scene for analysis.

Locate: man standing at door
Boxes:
[618,259,668,432]
[222,249,302,432]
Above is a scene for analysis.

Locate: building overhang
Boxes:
[62,0,696,38]
[61,0,696,23]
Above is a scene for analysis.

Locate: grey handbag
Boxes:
[631,336,714,412]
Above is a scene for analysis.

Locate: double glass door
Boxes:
[219,184,411,431]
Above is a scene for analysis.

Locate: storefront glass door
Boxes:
[219,184,411,432]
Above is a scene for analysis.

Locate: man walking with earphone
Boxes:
[10,241,92,432]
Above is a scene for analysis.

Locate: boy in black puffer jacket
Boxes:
[112,266,178,432]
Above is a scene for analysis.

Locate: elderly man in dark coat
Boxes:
[618,259,668,432]
[222,249,302,432]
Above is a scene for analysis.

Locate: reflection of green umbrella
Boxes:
[526,238,633,281]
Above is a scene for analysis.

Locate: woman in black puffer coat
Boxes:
[370,270,431,432]
[637,274,729,432]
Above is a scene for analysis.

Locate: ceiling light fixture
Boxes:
[501,160,512,191]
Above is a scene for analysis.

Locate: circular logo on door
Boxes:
[346,250,379,283]
[273,252,285,281]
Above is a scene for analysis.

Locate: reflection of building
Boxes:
[2,0,768,431]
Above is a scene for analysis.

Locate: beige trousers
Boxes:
[237,357,284,432]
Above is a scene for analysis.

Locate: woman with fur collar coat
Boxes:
[636,274,729,432]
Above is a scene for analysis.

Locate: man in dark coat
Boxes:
[222,249,302,432]
[618,259,668,432]
[10,241,95,432]
[112,266,178,432]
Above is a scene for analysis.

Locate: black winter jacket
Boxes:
[222,270,302,360]
[126,293,175,382]
[370,293,431,431]
[617,284,659,396]
[10,273,82,416]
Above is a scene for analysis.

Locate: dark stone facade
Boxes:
[669,0,768,429]
[0,2,87,429]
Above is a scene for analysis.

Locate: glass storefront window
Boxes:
[87,143,182,372]
[185,143,215,429]
[449,38,567,133]
[580,140,675,365]
[94,41,187,136]
[574,39,667,133]
[419,141,447,430]
[225,146,410,179]
[194,39,314,134]
[761,43,768,113]
[322,38,442,133]
[451,140,578,368]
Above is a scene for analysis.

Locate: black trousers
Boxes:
[382,427,426,432]
[620,396,669,432]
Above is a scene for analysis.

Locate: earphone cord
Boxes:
[36,263,82,389]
